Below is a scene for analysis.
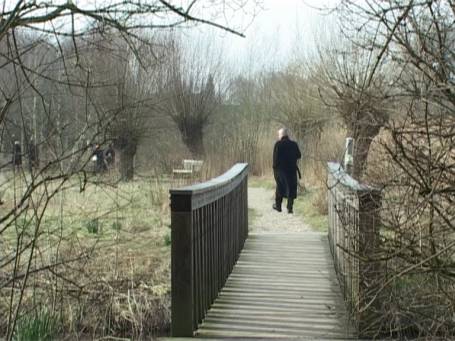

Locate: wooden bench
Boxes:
[172,159,203,177]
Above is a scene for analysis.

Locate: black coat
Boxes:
[273,136,301,199]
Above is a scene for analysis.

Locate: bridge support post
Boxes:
[357,189,382,336]
[327,162,383,337]
[171,196,194,337]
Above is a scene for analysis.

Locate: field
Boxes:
[0,171,328,339]
[1,171,174,339]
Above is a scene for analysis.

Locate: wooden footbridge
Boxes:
[169,163,381,339]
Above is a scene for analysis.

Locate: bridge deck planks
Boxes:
[196,232,355,339]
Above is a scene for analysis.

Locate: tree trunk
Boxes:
[118,143,136,181]
[347,115,382,180]
[352,132,378,179]
[182,126,205,159]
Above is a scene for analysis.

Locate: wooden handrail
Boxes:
[170,163,249,337]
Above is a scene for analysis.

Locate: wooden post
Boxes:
[357,189,382,336]
[327,162,382,337]
[170,194,194,337]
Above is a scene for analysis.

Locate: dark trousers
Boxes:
[275,193,294,211]
[274,169,296,211]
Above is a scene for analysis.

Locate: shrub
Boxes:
[14,308,58,341]
[85,219,100,234]
[163,232,171,247]
[111,221,122,231]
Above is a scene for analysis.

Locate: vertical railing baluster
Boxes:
[170,194,193,337]
[211,201,216,304]
[201,205,206,317]
[222,195,226,288]
[222,195,226,286]
[226,192,230,278]
[207,203,212,306]
[234,187,238,259]
[219,196,222,285]
[195,208,201,324]
[231,189,234,270]
[192,209,198,330]
[244,177,248,244]
[203,204,208,315]
[198,207,203,323]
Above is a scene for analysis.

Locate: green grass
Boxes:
[163,231,171,246]
[14,308,58,341]
[248,177,275,190]
[1,172,327,338]
[294,187,328,232]
[85,218,101,234]
[1,173,172,337]
[248,207,259,226]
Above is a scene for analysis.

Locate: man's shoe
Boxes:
[273,204,282,212]
[287,209,293,214]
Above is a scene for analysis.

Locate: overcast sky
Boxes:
[219,0,338,72]
[2,0,337,72]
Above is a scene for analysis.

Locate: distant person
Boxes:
[92,144,107,173]
[28,138,39,169]
[272,128,301,214]
[12,140,22,170]
[104,143,115,168]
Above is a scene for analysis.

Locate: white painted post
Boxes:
[344,137,354,175]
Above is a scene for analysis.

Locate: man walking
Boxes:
[92,144,107,173]
[12,140,22,171]
[273,128,301,213]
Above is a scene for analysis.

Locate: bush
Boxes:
[302,123,345,215]
[85,219,100,234]
[111,221,122,231]
[163,232,171,247]
[14,308,58,341]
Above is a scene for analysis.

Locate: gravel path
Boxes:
[248,186,311,233]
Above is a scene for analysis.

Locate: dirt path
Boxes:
[248,186,311,233]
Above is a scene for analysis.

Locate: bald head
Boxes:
[278,128,289,140]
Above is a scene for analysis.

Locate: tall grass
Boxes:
[204,112,274,177]
[1,173,172,339]
[14,308,58,341]
[300,123,345,214]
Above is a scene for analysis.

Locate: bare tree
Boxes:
[311,33,392,179]
[209,71,273,174]
[268,69,327,145]
[75,33,166,180]
[160,35,224,158]
[329,1,455,337]
[0,1,260,339]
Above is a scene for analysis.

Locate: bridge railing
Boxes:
[170,163,249,337]
[327,162,382,335]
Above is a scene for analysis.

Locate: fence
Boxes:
[170,163,249,337]
[327,162,382,336]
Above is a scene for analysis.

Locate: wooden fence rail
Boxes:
[170,163,249,337]
[327,162,382,336]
